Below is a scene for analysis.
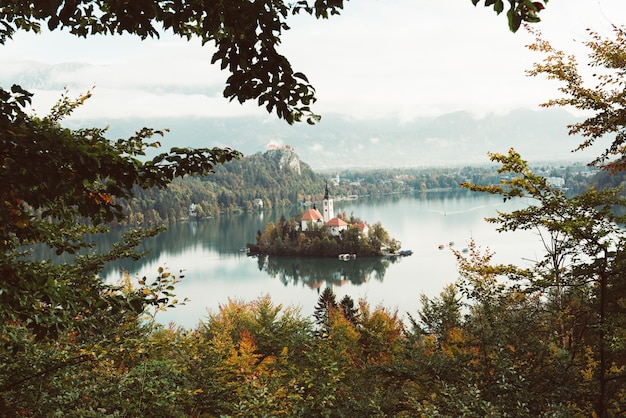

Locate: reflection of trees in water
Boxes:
[259,255,400,289]
[29,204,409,282]
[74,210,290,278]
[413,189,473,203]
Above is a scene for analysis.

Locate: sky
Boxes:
[1,0,625,122]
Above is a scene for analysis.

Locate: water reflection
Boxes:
[258,254,399,289]
[24,190,549,330]
[99,212,276,279]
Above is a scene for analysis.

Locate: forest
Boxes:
[117,146,598,226]
[2,1,626,417]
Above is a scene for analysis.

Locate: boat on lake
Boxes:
[399,249,413,256]
[338,253,357,261]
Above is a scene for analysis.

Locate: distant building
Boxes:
[267,143,294,151]
[300,184,353,237]
[300,206,324,231]
[547,177,565,188]
[188,203,197,218]
[253,198,264,208]
[327,217,348,237]
[353,222,369,236]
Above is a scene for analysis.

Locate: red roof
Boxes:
[301,208,323,221]
[326,217,348,227]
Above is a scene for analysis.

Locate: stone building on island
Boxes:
[300,183,349,237]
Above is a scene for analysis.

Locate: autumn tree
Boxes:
[0,90,238,331]
[194,296,313,416]
[422,24,626,416]
[527,25,626,172]
[463,149,626,417]
[411,284,462,343]
[523,25,626,416]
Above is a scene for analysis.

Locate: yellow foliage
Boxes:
[580,346,598,382]
[608,362,625,375]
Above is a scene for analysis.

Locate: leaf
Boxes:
[293,72,309,82]
[507,10,522,32]
[494,0,504,14]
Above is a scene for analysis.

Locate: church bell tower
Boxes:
[322,182,334,223]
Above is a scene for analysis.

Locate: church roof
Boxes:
[301,208,323,221]
[326,217,348,227]
[353,222,367,231]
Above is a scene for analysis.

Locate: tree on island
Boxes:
[253,213,400,257]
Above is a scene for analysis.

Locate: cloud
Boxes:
[1,0,625,121]
[28,87,265,120]
[309,143,323,153]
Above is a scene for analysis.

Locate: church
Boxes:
[300,183,348,237]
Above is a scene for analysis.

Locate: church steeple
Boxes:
[322,181,334,223]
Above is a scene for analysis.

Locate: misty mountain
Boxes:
[63,108,593,171]
[8,62,595,169]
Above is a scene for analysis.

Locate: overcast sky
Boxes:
[1,0,625,122]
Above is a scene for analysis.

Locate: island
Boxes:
[248,184,405,258]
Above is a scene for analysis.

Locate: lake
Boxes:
[102,190,544,328]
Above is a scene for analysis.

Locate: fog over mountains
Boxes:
[66,108,596,171]
[11,62,598,170]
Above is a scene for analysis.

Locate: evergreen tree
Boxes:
[313,287,338,338]
[339,295,360,327]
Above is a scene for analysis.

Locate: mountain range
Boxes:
[6,61,601,170]
[65,107,596,171]
[5,61,602,170]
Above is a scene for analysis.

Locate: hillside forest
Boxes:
[3,2,626,418]
[118,145,600,226]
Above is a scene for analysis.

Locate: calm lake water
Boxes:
[103,190,544,328]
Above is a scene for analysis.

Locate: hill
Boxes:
[120,146,328,224]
